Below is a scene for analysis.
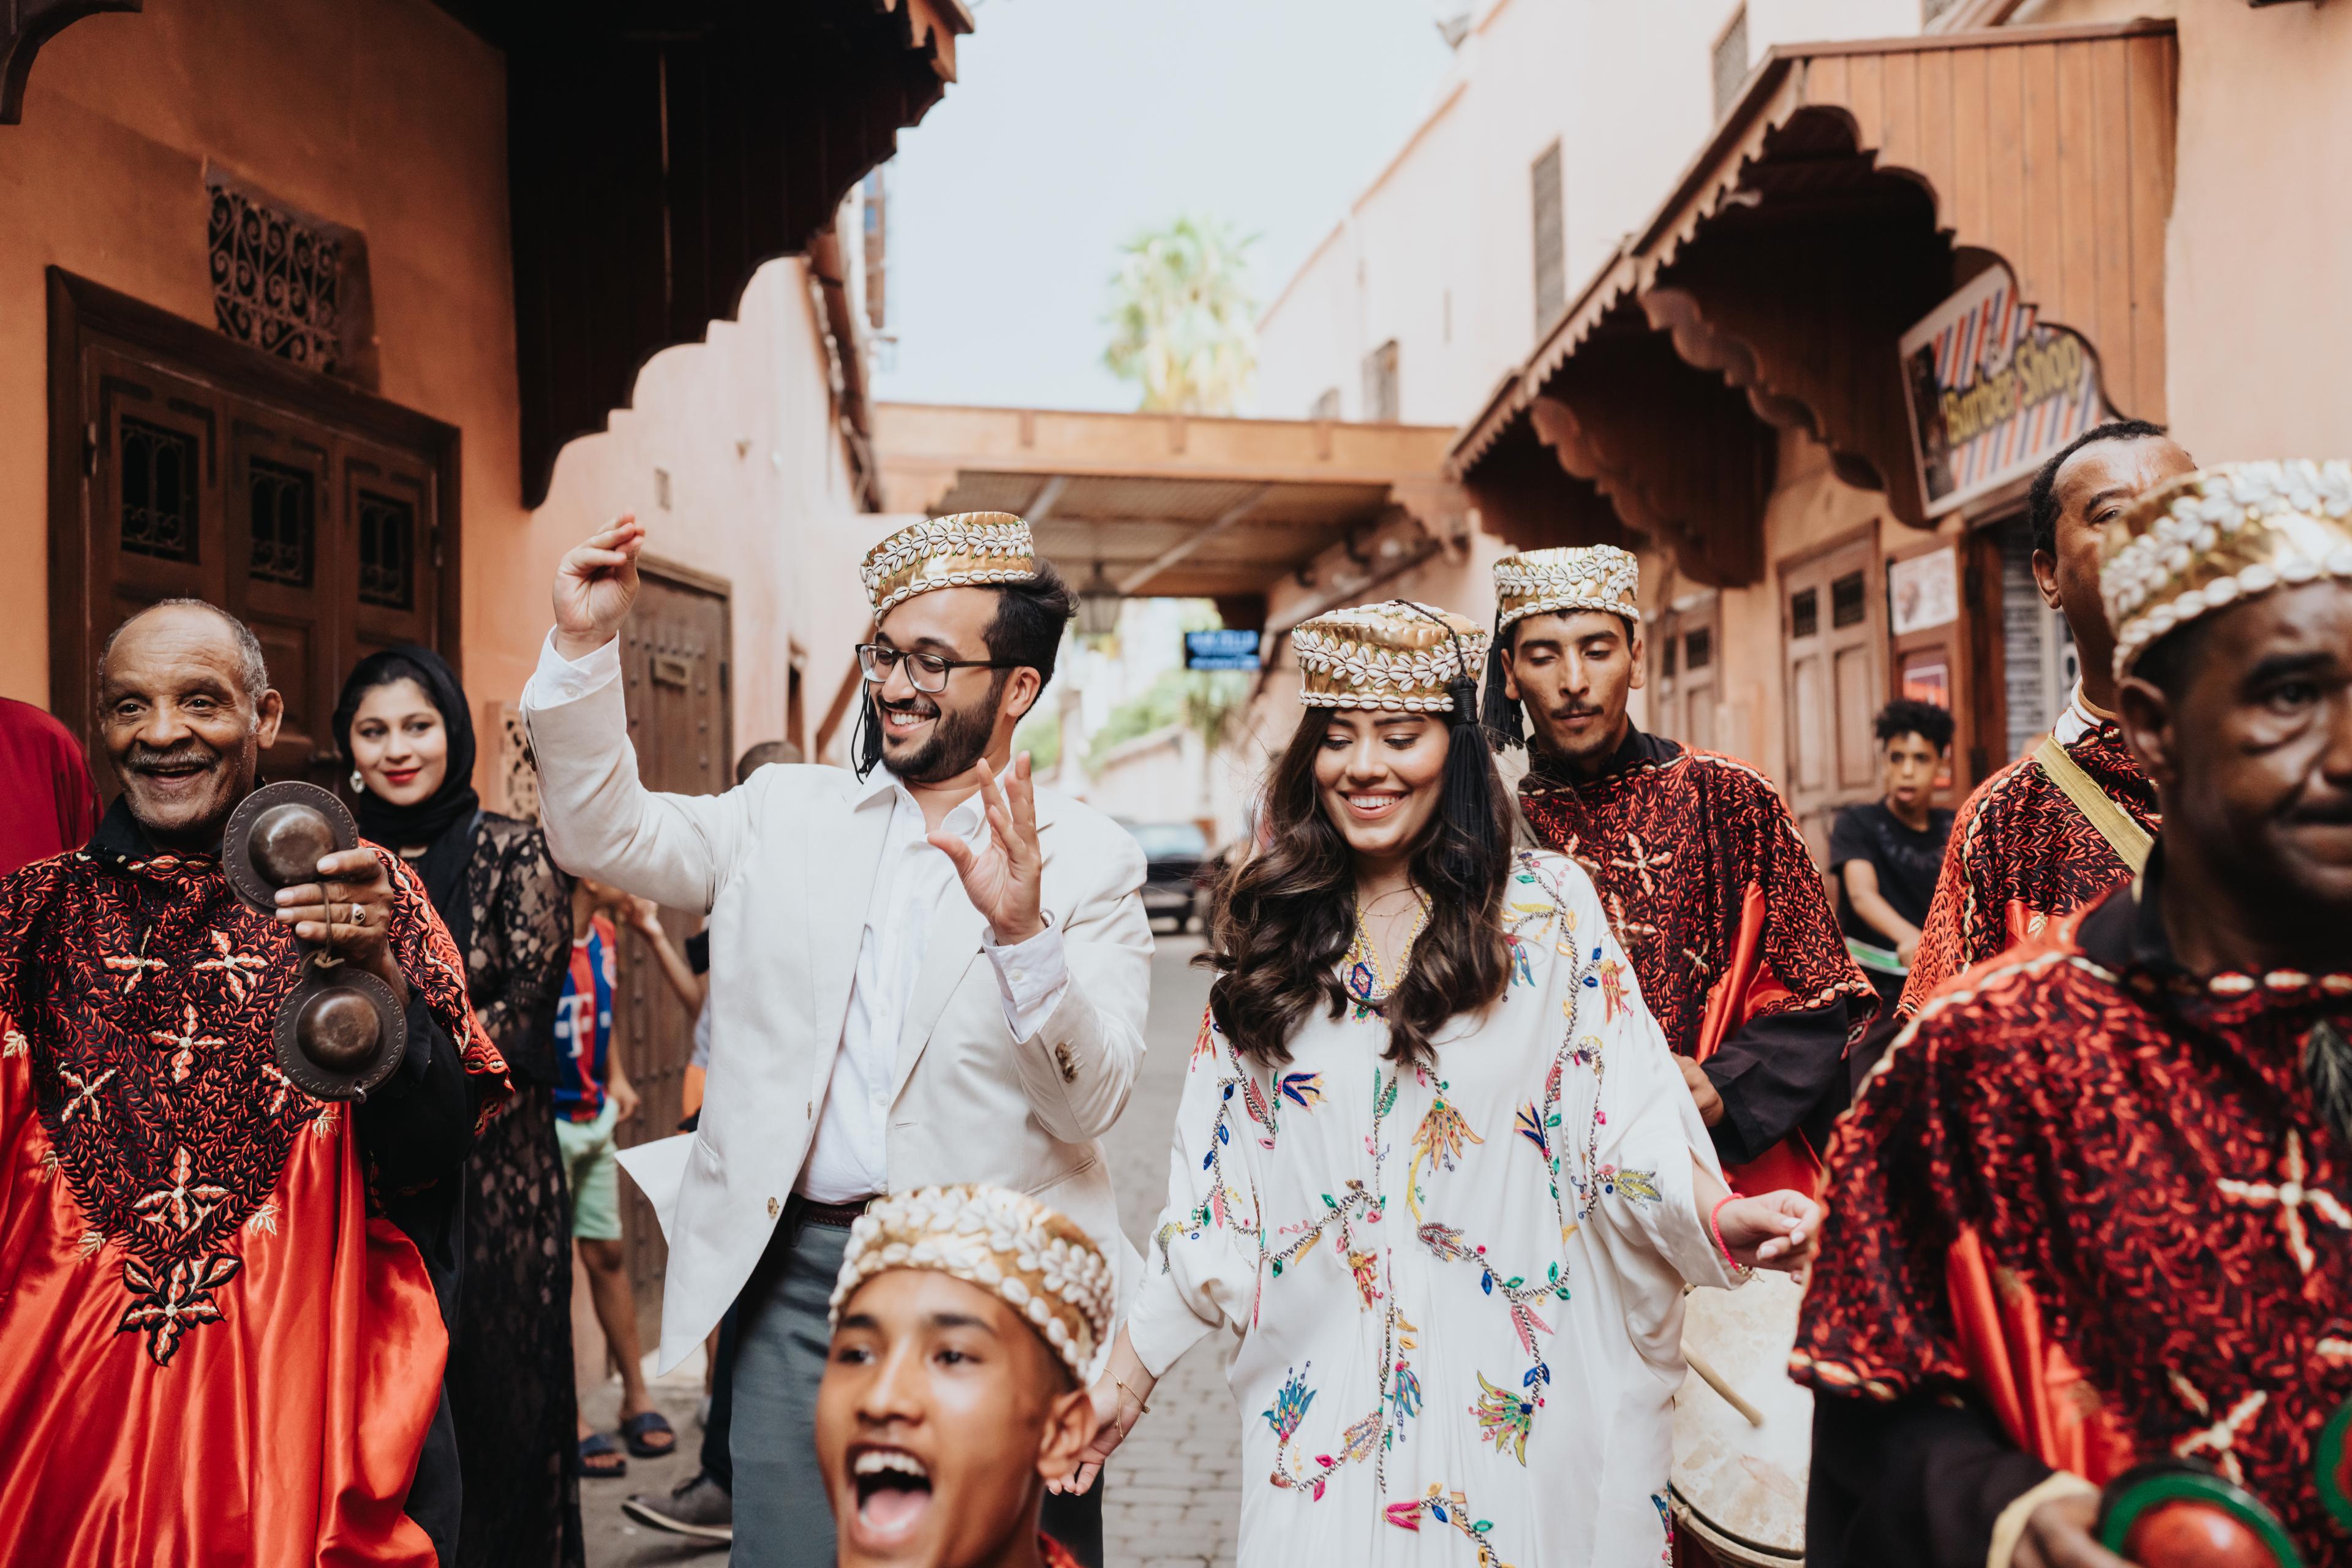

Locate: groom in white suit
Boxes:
[522,511,1152,1566]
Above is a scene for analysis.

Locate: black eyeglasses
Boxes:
[856,643,1019,695]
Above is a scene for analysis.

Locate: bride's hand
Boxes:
[1049,1330,1157,1497]
[1715,1189,1822,1274]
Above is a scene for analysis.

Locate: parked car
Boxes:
[1118,820,1212,932]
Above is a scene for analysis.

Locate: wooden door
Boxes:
[1650,595,1722,753]
[612,560,733,1338]
[1780,529,1886,851]
[48,271,459,804]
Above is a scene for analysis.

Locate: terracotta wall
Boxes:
[526,256,882,773]
[0,0,521,715]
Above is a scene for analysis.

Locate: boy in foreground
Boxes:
[817,1186,1109,1568]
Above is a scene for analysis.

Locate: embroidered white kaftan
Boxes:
[1127,851,1741,1567]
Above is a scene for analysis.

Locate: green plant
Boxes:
[1103,215,1259,415]
[1012,709,1061,773]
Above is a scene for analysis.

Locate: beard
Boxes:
[880,676,1005,785]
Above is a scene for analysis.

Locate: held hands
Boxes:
[273,848,410,1007]
[1716,1189,1823,1274]
[927,753,1046,946]
[552,514,646,662]
[1053,1330,1156,1498]
[1677,1055,1727,1128]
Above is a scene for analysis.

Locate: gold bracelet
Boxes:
[1114,1377,1152,1416]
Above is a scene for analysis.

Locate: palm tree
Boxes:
[1103,216,1259,415]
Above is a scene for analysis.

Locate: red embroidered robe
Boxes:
[0,821,505,1567]
[1899,718,2158,1017]
[1518,728,1874,1190]
[1796,882,2352,1562]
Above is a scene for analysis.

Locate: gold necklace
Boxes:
[1346,892,1431,1006]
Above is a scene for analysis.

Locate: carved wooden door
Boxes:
[612,563,734,1335]
[49,271,459,808]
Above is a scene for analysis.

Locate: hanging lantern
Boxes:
[1076,561,1123,640]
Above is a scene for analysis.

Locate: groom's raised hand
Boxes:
[928,753,1047,944]
[553,514,646,661]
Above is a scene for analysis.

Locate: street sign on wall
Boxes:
[1899,263,2108,517]
[1183,628,1261,671]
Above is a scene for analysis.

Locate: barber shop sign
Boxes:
[1899,263,2109,517]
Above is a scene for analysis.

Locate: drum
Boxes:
[1670,1272,1810,1566]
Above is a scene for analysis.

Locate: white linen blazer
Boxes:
[524,671,1153,1371]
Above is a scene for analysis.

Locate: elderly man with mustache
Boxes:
[1488,547,1873,1193]
[0,599,508,1567]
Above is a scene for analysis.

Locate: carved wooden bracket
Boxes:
[0,0,139,126]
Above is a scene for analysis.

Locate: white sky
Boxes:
[870,0,1455,414]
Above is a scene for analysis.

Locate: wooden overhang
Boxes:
[1450,18,2178,586]
[2,0,968,508]
[873,402,1468,624]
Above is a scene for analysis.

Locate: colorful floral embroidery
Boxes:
[1471,1373,1540,1464]
[1407,1088,1483,1219]
[1384,1487,1515,1567]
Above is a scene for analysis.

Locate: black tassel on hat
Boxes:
[1480,612,1524,752]
[853,691,887,780]
[1388,601,1502,848]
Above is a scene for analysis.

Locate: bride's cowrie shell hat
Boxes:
[860,513,1039,617]
[1491,544,1641,631]
[2100,460,2352,677]
[829,1185,1114,1379]
[1292,600,1488,713]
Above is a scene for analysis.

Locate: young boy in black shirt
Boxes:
[1829,699,1957,1011]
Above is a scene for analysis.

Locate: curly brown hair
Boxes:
[1197,705,1516,1069]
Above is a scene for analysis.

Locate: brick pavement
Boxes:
[583,929,1241,1566]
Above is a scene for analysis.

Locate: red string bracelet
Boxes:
[1708,1191,1746,1274]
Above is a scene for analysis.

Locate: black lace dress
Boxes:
[441,812,584,1568]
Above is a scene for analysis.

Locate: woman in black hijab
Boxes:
[335,647,585,1568]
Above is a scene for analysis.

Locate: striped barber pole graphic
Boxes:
[1901,263,2108,517]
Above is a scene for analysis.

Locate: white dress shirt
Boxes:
[526,632,1070,1204]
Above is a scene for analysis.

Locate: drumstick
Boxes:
[1684,1343,1766,1428]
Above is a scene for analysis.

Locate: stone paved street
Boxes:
[1101,930,1242,1568]
[584,927,1240,1565]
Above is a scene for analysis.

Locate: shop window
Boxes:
[1684,627,1713,671]
[119,418,200,563]
[1361,340,1400,423]
[1712,6,1749,119]
[247,459,314,587]
[357,491,416,610]
[1531,141,1564,332]
[1653,597,1721,753]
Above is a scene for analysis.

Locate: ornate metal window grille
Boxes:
[119,419,199,562]
[1790,586,1820,640]
[247,459,314,587]
[209,186,342,372]
[357,491,415,609]
[1832,570,1868,630]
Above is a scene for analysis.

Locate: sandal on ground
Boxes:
[579,1431,628,1479]
[620,1409,677,1459]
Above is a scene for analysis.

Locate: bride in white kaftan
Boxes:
[1124,848,1742,1567]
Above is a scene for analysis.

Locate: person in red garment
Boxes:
[1796,461,2352,1567]
[0,600,507,1567]
[1489,545,1873,1191]
[0,693,97,876]
[1896,420,2195,1017]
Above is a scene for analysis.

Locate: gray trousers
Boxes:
[728,1204,1104,1568]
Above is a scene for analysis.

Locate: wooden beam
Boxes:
[1025,474,1069,523]
[1118,483,1275,595]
